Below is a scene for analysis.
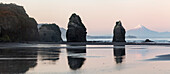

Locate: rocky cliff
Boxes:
[113,21,126,42]
[66,13,87,42]
[39,24,63,42]
[0,3,39,42]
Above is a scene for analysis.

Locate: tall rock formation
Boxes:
[39,24,63,42]
[66,13,87,42]
[0,3,39,42]
[113,21,126,42]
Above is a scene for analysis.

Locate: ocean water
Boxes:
[87,38,170,43]
[1,44,170,73]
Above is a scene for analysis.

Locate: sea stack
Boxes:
[39,24,63,42]
[0,3,39,42]
[66,13,87,42]
[113,21,126,42]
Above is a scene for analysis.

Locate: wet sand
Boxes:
[0,43,170,73]
[1,42,170,49]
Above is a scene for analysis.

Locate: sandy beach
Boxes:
[0,43,170,73]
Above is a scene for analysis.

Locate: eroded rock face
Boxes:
[0,3,39,42]
[39,24,63,42]
[113,21,126,42]
[66,13,87,42]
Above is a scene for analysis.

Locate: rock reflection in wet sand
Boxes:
[113,45,126,64]
[0,48,38,73]
[0,48,61,73]
[1,45,170,73]
[39,49,60,62]
[67,44,86,70]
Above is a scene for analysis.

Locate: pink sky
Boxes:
[1,0,170,35]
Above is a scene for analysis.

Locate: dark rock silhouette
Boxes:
[39,24,63,42]
[113,45,126,64]
[66,13,87,42]
[144,39,154,42]
[0,3,39,42]
[113,21,126,42]
[0,48,37,73]
[0,26,4,41]
[0,26,1,36]
[67,45,86,70]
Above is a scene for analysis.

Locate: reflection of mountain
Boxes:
[127,25,170,38]
[113,45,126,64]
[0,48,37,73]
[67,45,86,70]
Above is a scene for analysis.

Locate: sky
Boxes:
[1,0,170,35]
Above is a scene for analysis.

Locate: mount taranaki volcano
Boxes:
[126,25,170,38]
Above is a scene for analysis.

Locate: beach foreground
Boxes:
[0,43,170,73]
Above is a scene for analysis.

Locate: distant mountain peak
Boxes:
[134,25,145,29]
[127,24,170,37]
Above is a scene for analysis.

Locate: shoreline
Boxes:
[0,41,170,49]
[1,41,170,45]
[25,41,170,45]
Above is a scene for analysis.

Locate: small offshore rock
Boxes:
[144,39,153,42]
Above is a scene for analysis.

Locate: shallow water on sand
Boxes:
[1,44,170,74]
